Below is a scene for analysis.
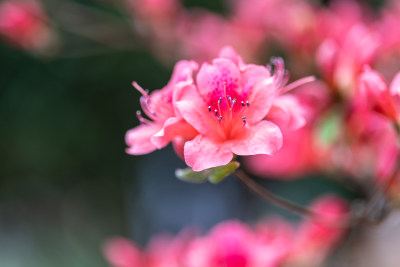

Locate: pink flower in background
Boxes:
[287,196,349,267]
[104,196,348,267]
[125,60,198,155]
[244,81,330,178]
[184,220,292,267]
[337,67,400,184]
[315,0,379,93]
[175,47,285,171]
[104,230,194,267]
[0,0,51,50]
[244,127,318,179]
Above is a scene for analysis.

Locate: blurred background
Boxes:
[0,0,384,266]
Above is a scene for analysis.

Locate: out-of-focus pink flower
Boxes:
[127,0,179,21]
[125,60,199,155]
[184,220,293,267]
[286,196,349,267]
[175,47,293,171]
[375,0,400,53]
[356,66,398,121]
[244,127,318,179]
[336,67,400,184]
[104,196,348,267]
[103,237,144,267]
[0,0,52,51]
[231,0,318,53]
[315,0,379,94]
[244,81,330,178]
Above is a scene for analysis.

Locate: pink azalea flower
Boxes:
[356,66,399,121]
[315,0,379,93]
[336,67,399,184]
[286,196,349,267]
[125,60,199,155]
[184,220,293,267]
[104,198,348,267]
[174,47,289,171]
[0,0,51,51]
[244,81,330,179]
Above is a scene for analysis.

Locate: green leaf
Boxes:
[175,168,210,183]
[208,161,240,184]
[175,161,240,184]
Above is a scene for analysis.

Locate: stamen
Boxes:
[242,116,246,127]
[280,76,316,95]
[214,109,218,116]
[246,101,250,107]
[136,110,151,125]
[223,82,231,109]
[217,97,222,116]
[140,96,157,120]
[241,101,245,107]
[208,106,212,112]
[228,96,232,103]
[231,98,237,108]
[218,116,223,122]
[132,81,149,98]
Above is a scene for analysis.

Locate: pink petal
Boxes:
[175,84,220,136]
[358,66,387,99]
[242,64,272,94]
[151,116,198,149]
[267,95,306,130]
[390,71,400,96]
[218,46,246,70]
[231,120,282,156]
[196,58,242,99]
[163,60,198,93]
[184,135,233,171]
[245,78,277,124]
[125,124,161,155]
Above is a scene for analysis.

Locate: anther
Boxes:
[136,110,151,125]
[228,96,232,102]
[214,109,218,116]
[246,101,250,107]
[218,97,222,105]
[241,101,245,107]
[242,116,246,126]
[232,99,237,105]
[208,106,212,112]
[218,116,223,122]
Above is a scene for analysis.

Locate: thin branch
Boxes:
[234,169,316,217]
[234,169,359,229]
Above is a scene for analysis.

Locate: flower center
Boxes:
[207,82,249,139]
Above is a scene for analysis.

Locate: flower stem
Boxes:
[234,169,316,217]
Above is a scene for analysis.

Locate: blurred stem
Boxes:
[234,169,316,217]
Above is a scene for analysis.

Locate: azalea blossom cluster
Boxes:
[125,46,314,171]
[104,196,348,267]
[124,0,400,189]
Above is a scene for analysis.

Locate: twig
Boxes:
[234,169,316,217]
